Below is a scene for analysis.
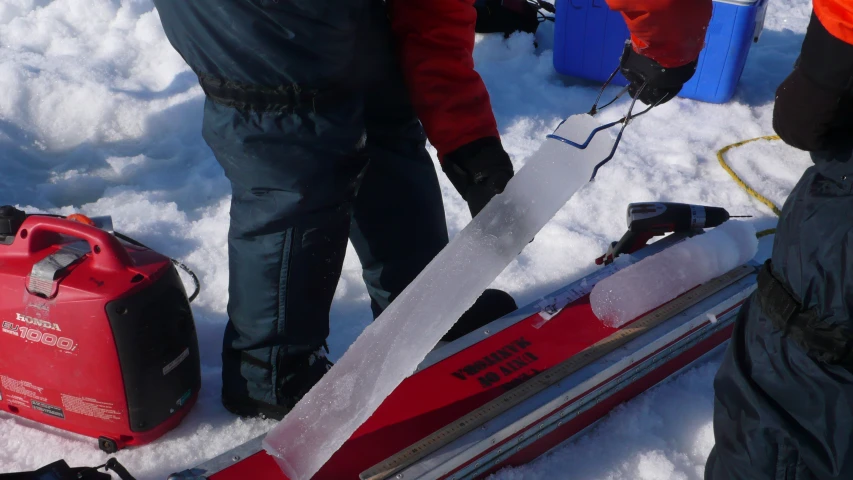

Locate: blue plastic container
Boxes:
[553,0,769,103]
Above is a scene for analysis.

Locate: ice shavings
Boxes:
[589,221,758,328]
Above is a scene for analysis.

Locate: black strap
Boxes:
[757,260,853,367]
[197,72,345,113]
[474,0,544,35]
[536,0,556,14]
[756,260,801,326]
[0,458,136,480]
[100,459,135,480]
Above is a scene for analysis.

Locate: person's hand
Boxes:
[619,42,698,106]
[773,13,853,151]
[772,67,847,151]
[443,137,514,217]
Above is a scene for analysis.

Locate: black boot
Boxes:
[441,289,518,343]
[222,346,333,421]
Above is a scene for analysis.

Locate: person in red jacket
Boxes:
[151,0,710,421]
[392,0,711,212]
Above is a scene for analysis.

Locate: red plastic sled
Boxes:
[171,232,757,480]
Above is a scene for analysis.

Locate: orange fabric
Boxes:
[606,0,713,68]
[815,0,853,45]
[387,0,499,161]
[66,214,95,226]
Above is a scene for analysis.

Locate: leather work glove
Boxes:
[619,42,699,106]
[773,13,853,152]
[443,137,515,218]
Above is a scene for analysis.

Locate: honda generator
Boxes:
[0,206,201,453]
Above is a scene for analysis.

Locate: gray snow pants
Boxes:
[705,144,853,480]
[152,0,450,405]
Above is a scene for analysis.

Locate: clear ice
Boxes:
[262,114,615,480]
[590,220,758,328]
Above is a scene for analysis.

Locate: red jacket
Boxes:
[388,0,712,162]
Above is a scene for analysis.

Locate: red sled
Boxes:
[171,232,758,480]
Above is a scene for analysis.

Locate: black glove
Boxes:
[619,42,698,106]
[474,0,542,36]
[441,289,517,343]
[443,137,514,218]
[773,13,853,152]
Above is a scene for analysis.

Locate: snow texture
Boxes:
[263,115,614,479]
[0,0,813,478]
[589,221,758,328]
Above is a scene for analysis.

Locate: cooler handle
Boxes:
[19,216,134,273]
[753,0,769,42]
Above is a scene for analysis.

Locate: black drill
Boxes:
[596,202,749,265]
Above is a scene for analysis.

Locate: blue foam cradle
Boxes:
[553,0,769,104]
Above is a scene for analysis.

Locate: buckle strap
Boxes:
[28,240,89,297]
[758,260,853,367]
[197,72,341,113]
[756,260,801,326]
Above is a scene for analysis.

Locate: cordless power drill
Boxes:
[595,202,749,265]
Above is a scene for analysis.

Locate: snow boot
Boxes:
[222,291,516,419]
[222,346,333,421]
[440,289,518,343]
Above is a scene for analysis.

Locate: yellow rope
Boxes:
[715,135,783,238]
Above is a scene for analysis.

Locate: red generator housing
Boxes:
[0,208,201,453]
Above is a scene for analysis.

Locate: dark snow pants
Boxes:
[705,145,853,480]
[153,0,450,404]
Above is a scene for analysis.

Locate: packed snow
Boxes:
[590,220,758,328]
[0,0,814,479]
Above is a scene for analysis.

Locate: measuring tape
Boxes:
[360,264,755,480]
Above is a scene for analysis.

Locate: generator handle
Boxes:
[19,216,134,273]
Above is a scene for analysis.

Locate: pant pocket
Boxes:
[777,442,816,480]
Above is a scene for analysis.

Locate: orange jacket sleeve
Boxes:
[387,0,499,162]
[815,0,853,45]
[606,0,713,68]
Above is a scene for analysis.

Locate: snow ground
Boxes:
[0,0,814,478]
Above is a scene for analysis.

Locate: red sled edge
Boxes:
[173,236,757,480]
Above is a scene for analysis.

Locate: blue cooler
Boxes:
[553,0,769,103]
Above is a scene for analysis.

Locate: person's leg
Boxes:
[349,1,518,335]
[211,101,367,415]
[347,0,449,317]
[706,145,853,480]
[704,298,791,480]
[153,0,370,418]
